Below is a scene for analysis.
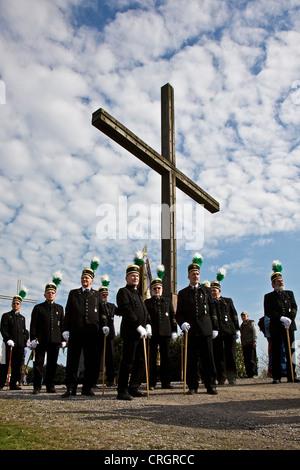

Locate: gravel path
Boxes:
[0,378,299,450]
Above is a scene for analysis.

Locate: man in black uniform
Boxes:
[98,277,117,386]
[264,261,298,383]
[176,256,218,395]
[210,273,240,385]
[30,273,64,394]
[116,264,151,400]
[145,275,177,389]
[0,290,28,390]
[62,260,109,397]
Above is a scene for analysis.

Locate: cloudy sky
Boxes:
[1,0,300,365]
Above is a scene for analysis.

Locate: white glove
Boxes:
[61,342,67,348]
[212,330,218,339]
[102,326,110,336]
[235,330,240,339]
[146,324,152,338]
[62,331,70,341]
[180,330,185,338]
[26,340,32,349]
[7,340,14,347]
[136,325,147,338]
[171,332,178,341]
[181,322,190,332]
[280,316,292,329]
[31,339,39,349]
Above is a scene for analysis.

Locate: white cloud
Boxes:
[0,1,299,357]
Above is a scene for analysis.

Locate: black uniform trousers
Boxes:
[97,334,115,384]
[0,345,24,389]
[65,326,99,391]
[187,335,216,391]
[117,336,145,394]
[33,343,60,390]
[271,327,295,381]
[213,334,237,383]
[149,335,171,387]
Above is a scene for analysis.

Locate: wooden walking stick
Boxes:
[147,337,150,386]
[6,346,13,391]
[286,328,294,383]
[184,331,188,394]
[143,336,149,399]
[181,334,183,382]
[102,334,107,395]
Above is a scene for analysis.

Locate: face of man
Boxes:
[273,278,284,291]
[126,272,139,288]
[81,275,94,289]
[188,270,200,286]
[241,313,248,322]
[44,289,56,303]
[101,291,109,303]
[12,300,21,312]
[152,285,162,298]
[211,287,220,299]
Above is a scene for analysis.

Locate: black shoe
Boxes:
[81,389,95,396]
[161,384,173,389]
[207,387,218,395]
[187,389,197,395]
[61,388,75,398]
[117,391,133,401]
[33,388,41,395]
[128,389,145,397]
[272,379,281,384]
[106,382,115,387]
[46,386,56,393]
[10,385,22,390]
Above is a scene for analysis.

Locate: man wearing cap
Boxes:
[0,295,28,390]
[264,269,298,383]
[176,260,218,395]
[97,285,117,386]
[29,282,64,394]
[116,264,151,400]
[240,312,258,378]
[210,280,240,385]
[62,266,109,397]
[145,277,177,389]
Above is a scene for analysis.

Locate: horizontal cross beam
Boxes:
[92,108,219,214]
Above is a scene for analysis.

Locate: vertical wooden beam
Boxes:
[161,84,177,297]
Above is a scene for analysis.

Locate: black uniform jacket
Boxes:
[102,302,116,340]
[30,301,64,344]
[264,289,297,333]
[1,310,27,348]
[63,288,107,334]
[176,284,218,336]
[117,285,151,339]
[145,295,177,337]
[214,297,239,336]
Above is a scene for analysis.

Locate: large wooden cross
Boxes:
[92,83,219,299]
[0,280,37,303]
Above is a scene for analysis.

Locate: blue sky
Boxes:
[0,0,300,368]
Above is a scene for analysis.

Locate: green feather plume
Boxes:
[271,260,282,273]
[134,251,144,267]
[18,286,27,299]
[156,264,165,279]
[90,256,100,271]
[52,270,63,287]
[101,275,110,287]
[192,252,203,267]
[216,268,227,282]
